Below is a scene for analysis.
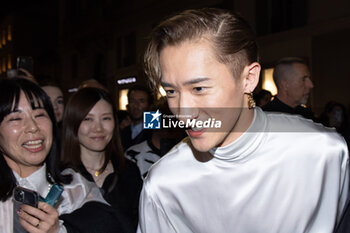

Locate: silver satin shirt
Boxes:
[138,107,349,233]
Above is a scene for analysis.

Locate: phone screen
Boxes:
[16,56,33,74]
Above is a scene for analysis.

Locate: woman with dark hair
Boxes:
[0,78,122,232]
[61,87,142,232]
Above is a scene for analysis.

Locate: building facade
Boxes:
[1,0,349,113]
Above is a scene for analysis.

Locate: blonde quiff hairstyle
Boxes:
[144,8,258,91]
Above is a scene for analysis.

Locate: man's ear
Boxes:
[280,79,288,92]
[243,62,261,93]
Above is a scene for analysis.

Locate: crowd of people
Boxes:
[0,7,349,233]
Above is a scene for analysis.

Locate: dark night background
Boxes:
[0,0,349,116]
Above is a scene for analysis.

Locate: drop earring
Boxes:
[248,92,256,109]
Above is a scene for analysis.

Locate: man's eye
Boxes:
[103,117,112,121]
[84,117,92,121]
[193,87,205,93]
[303,76,311,81]
[165,89,176,96]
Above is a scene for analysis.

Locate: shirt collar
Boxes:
[13,164,51,197]
[131,122,143,139]
[209,107,267,162]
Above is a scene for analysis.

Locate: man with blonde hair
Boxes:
[138,8,348,233]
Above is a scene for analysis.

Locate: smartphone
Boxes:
[16,56,33,74]
[14,186,39,208]
[41,184,64,206]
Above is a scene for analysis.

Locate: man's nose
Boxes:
[131,100,141,109]
[177,94,199,121]
[307,78,314,89]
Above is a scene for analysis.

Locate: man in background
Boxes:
[125,97,186,179]
[120,85,153,150]
[263,57,314,119]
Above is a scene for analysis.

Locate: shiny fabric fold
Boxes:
[138,108,349,233]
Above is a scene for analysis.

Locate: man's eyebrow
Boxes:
[183,77,210,86]
[161,81,173,87]
[302,75,311,80]
[161,77,210,87]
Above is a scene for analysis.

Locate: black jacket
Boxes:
[60,201,126,233]
[262,97,314,120]
[80,159,143,232]
[120,125,151,150]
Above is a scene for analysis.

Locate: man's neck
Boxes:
[276,94,298,108]
[217,107,255,147]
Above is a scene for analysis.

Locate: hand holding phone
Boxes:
[16,193,61,232]
[14,186,39,208]
[14,185,63,207]
[40,184,64,206]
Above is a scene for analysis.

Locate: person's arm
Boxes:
[138,183,176,233]
[336,142,349,222]
[17,68,37,84]
[60,201,124,233]
[333,139,349,233]
[58,169,128,233]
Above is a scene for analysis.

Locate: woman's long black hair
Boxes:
[0,78,72,202]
